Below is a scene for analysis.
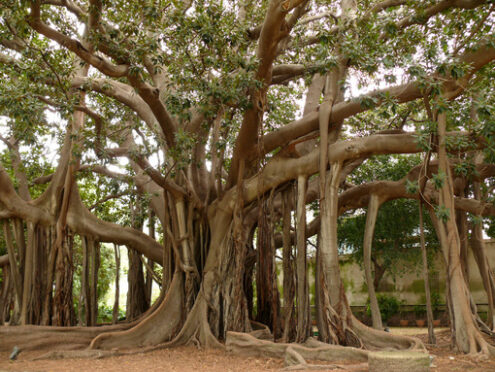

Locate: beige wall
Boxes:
[340,240,495,307]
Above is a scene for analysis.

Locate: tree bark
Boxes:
[363,194,383,330]
[419,202,436,344]
[295,175,310,342]
[112,244,120,324]
[282,188,296,342]
[436,112,494,355]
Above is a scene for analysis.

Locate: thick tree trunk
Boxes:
[255,200,279,331]
[436,112,495,355]
[53,232,75,326]
[318,162,359,345]
[471,174,495,330]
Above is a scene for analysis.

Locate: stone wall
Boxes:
[340,239,495,309]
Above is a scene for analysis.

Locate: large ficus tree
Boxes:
[1,0,495,359]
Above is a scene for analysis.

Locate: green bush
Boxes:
[413,304,425,318]
[431,292,441,316]
[366,294,401,322]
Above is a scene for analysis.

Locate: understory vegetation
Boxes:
[0,0,495,362]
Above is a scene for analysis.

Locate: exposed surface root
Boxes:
[226,331,368,362]
[0,323,133,352]
[90,273,184,350]
[351,317,425,351]
[368,351,430,372]
[464,325,495,357]
[32,349,124,360]
[282,346,369,371]
[164,292,224,349]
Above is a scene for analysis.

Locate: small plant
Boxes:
[366,294,401,322]
[413,304,425,318]
[431,292,441,318]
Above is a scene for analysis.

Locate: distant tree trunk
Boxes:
[82,236,91,325]
[363,194,383,329]
[126,199,149,320]
[90,239,100,325]
[113,244,120,324]
[161,197,172,294]
[456,207,470,284]
[419,201,436,344]
[295,175,311,341]
[145,211,155,306]
[126,248,148,320]
[371,259,386,291]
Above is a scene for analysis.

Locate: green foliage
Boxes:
[97,304,125,324]
[431,171,446,190]
[366,294,401,322]
[72,240,116,319]
[435,205,450,223]
[339,155,438,280]
[405,179,419,195]
[413,304,425,318]
[431,292,441,316]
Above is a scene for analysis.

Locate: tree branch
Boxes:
[29,0,129,78]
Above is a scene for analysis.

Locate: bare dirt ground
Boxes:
[0,328,494,371]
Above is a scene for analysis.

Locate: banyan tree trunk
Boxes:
[53,231,75,326]
[471,173,495,330]
[0,266,11,324]
[435,112,495,355]
[126,199,150,320]
[2,221,22,323]
[255,201,280,331]
[126,248,149,320]
[282,188,296,342]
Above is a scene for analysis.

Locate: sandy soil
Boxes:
[0,328,494,371]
